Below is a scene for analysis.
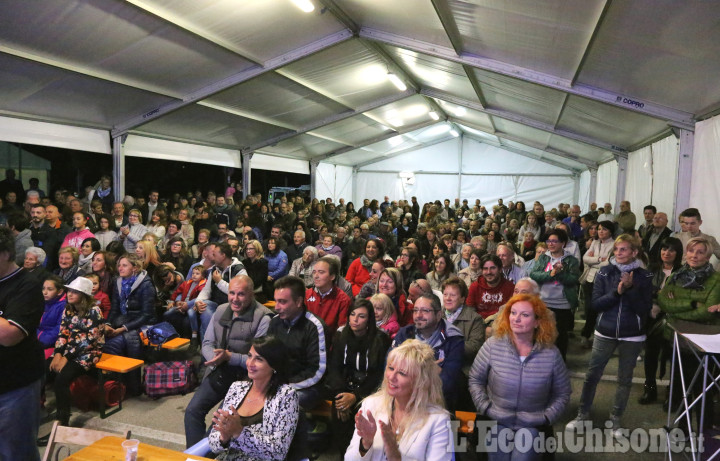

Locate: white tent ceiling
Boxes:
[0,0,717,174]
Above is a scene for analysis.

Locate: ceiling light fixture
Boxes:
[450,128,459,137]
[454,106,467,116]
[428,111,439,121]
[387,72,407,91]
[290,0,315,13]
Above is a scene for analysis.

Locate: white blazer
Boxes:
[344,395,453,461]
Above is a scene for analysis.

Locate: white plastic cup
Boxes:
[121,439,139,461]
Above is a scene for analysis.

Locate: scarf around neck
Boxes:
[669,263,715,290]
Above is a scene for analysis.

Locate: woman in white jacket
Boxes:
[345,340,452,461]
[579,221,615,347]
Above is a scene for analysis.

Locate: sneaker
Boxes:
[609,416,625,440]
[565,412,589,432]
[37,433,50,447]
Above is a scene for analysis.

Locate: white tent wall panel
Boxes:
[578,170,591,212]
[595,161,618,209]
[461,138,572,175]
[514,176,576,209]
[315,163,354,202]
[650,136,679,221]
[623,135,679,223]
[124,135,241,168]
[0,116,110,154]
[250,154,309,175]
[690,115,720,238]
[625,145,653,215]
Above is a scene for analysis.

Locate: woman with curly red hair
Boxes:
[469,294,571,460]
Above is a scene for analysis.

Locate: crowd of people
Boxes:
[1,170,719,460]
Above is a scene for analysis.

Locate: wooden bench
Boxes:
[95,353,144,418]
[455,410,477,435]
[307,399,334,419]
[161,337,190,350]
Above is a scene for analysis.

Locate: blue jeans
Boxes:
[578,335,644,418]
[0,379,41,461]
[198,301,218,343]
[103,330,144,394]
[484,423,541,461]
[184,377,226,448]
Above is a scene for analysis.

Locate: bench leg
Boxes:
[99,371,123,419]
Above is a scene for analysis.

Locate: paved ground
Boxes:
[38,319,707,460]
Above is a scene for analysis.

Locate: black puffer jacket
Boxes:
[108,271,157,331]
[592,260,653,338]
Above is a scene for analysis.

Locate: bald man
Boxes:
[642,212,672,265]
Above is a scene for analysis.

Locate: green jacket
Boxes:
[529,251,580,309]
[658,271,720,326]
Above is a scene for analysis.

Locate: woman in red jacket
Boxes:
[346,239,385,296]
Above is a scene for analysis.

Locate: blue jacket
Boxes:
[592,262,653,338]
[392,319,465,410]
[108,271,157,331]
[265,250,289,280]
[37,295,67,349]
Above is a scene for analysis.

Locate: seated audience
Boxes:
[24,247,50,282]
[305,256,351,335]
[326,299,391,455]
[242,239,268,303]
[185,276,272,448]
[346,239,385,296]
[375,267,412,327]
[467,254,515,319]
[370,293,400,339]
[346,340,452,461]
[441,276,484,369]
[77,237,100,274]
[289,246,319,288]
[208,337,300,461]
[392,293,464,411]
[54,247,84,284]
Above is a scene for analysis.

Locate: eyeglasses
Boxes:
[546,239,560,244]
[412,308,435,314]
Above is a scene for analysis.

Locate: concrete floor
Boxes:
[38,320,706,460]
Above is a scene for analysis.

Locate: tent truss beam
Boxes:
[430,0,464,55]
[570,0,614,85]
[358,169,574,178]
[446,118,594,170]
[125,0,264,65]
[354,134,457,169]
[429,89,626,156]
[315,118,439,163]
[111,29,353,137]
[243,88,416,153]
[360,28,695,131]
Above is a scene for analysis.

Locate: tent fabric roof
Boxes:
[1,0,717,172]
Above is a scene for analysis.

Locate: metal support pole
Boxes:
[674,129,694,230]
[112,135,125,201]
[242,152,253,199]
[352,167,358,205]
[310,160,319,201]
[572,173,580,205]
[614,156,628,212]
[457,135,463,201]
[588,167,598,206]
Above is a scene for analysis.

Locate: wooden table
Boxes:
[63,436,213,460]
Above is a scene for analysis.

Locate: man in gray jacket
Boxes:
[184,275,272,448]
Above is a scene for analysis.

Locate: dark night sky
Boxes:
[16,143,310,200]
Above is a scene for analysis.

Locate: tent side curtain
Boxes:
[251,153,309,175]
[0,116,110,154]
[124,135,241,167]
[690,114,720,239]
[596,161,618,208]
[624,135,679,223]
[578,170,591,212]
[316,163,353,202]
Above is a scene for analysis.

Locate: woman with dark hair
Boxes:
[427,253,454,292]
[91,250,115,298]
[345,202,356,220]
[78,237,101,274]
[579,221,615,348]
[470,294,570,460]
[458,248,483,289]
[452,229,468,255]
[208,337,300,461]
[147,209,167,241]
[327,299,391,454]
[639,236,683,404]
[162,236,193,277]
[395,246,423,292]
[346,239,385,296]
[263,237,289,298]
[396,216,414,245]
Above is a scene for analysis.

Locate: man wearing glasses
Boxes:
[391,293,464,411]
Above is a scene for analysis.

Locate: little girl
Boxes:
[37,276,67,360]
[164,266,206,347]
[85,273,111,319]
